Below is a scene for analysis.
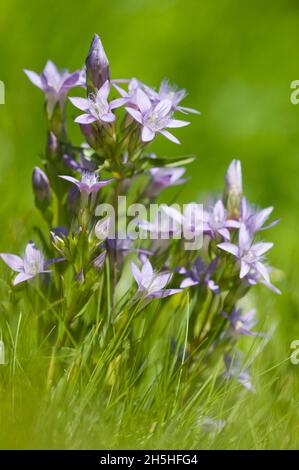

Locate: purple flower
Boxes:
[149,80,200,115]
[240,198,279,234]
[112,78,148,108]
[114,78,199,116]
[223,308,264,337]
[179,257,220,293]
[0,242,62,286]
[203,200,239,240]
[59,170,113,195]
[85,34,110,91]
[32,167,51,203]
[125,89,190,144]
[24,61,81,117]
[245,264,281,294]
[218,224,273,281]
[69,80,123,125]
[131,258,181,298]
[146,167,187,196]
[224,354,254,392]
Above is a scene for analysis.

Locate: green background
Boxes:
[0,0,299,441]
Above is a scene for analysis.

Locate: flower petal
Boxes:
[142,126,155,142]
[159,130,180,144]
[251,242,273,257]
[13,272,35,286]
[126,107,143,124]
[74,114,97,124]
[69,96,90,111]
[0,254,24,272]
[217,242,239,256]
[240,260,250,278]
[23,69,43,89]
[166,119,190,128]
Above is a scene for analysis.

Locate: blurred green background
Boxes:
[0,0,299,387]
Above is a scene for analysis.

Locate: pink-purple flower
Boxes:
[69,80,123,124]
[146,167,187,196]
[0,242,62,286]
[59,170,113,195]
[24,61,81,118]
[125,89,190,144]
[203,200,239,240]
[217,224,273,281]
[131,258,181,298]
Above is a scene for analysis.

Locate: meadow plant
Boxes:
[0,34,281,446]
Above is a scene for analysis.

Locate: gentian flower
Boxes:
[222,308,264,337]
[224,354,254,392]
[59,170,113,195]
[146,167,187,197]
[24,61,81,118]
[245,264,281,294]
[125,89,190,144]
[85,34,110,91]
[69,80,123,124]
[240,197,279,234]
[218,224,273,281]
[131,258,181,298]
[112,78,150,108]
[179,257,220,293]
[0,242,62,286]
[149,79,200,115]
[203,200,239,240]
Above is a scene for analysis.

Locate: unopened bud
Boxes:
[32,167,51,203]
[85,34,110,93]
[224,160,242,218]
[0,340,5,365]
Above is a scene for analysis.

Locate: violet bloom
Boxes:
[24,61,81,118]
[223,308,264,337]
[0,242,61,286]
[112,78,149,108]
[146,167,187,197]
[131,259,181,298]
[240,197,279,234]
[126,89,190,144]
[245,264,281,294]
[150,80,200,115]
[69,80,123,125]
[224,354,254,392]
[203,200,239,240]
[59,170,113,195]
[85,34,110,90]
[218,224,273,281]
[179,257,220,293]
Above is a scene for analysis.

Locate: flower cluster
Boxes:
[0,34,280,392]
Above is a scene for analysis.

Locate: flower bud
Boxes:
[0,340,5,365]
[95,216,111,240]
[85,34,110,93]
[46,131,58,159]
[224,160,242,218]
[32,167,51,203]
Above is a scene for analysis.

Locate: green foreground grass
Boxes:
[0,275,298,450]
